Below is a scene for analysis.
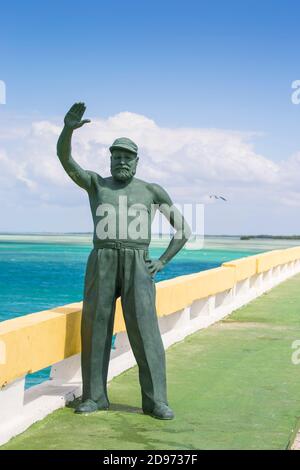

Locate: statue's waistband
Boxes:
[93,240,150,251]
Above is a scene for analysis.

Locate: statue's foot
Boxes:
[144,403,175,420]
[75,398,109,414]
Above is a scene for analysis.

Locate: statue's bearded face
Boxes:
[110,149,139,182]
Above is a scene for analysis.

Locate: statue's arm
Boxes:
[149,184,192,274]
[57,102,92,190]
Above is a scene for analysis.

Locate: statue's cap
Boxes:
[109,137,138,155]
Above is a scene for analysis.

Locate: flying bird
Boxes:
[209,194,227,201]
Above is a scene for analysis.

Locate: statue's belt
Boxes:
[93,240,150,251]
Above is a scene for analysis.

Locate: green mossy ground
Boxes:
[3,274,300,450]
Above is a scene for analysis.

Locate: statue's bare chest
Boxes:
[90,181,153,211]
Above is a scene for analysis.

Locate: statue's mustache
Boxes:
[115,166,129,171]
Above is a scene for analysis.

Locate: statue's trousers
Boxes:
[81,244,168,412]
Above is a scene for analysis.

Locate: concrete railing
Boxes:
[1,246,300,445]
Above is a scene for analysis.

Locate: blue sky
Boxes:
[1,0,300,234]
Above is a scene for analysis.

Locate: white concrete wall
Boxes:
[1,259,300,446]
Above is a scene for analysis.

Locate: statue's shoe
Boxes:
[144,403,175,420]
[75,398,109,414]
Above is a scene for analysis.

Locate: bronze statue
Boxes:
[57,103,191,419]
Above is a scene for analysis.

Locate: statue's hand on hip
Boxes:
[146,259,165,277]
[64,102,91,130]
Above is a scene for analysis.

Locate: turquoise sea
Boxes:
[1,233,299,388]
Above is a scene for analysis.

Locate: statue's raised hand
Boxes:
[64,102,91,130]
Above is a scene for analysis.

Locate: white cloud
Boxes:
[0,110,299,231]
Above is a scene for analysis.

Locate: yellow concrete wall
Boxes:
[281,246,300,264]
[0,304,82,388]
[1,246,300,388]
[222,255,257,282]
[256,250,285,273]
